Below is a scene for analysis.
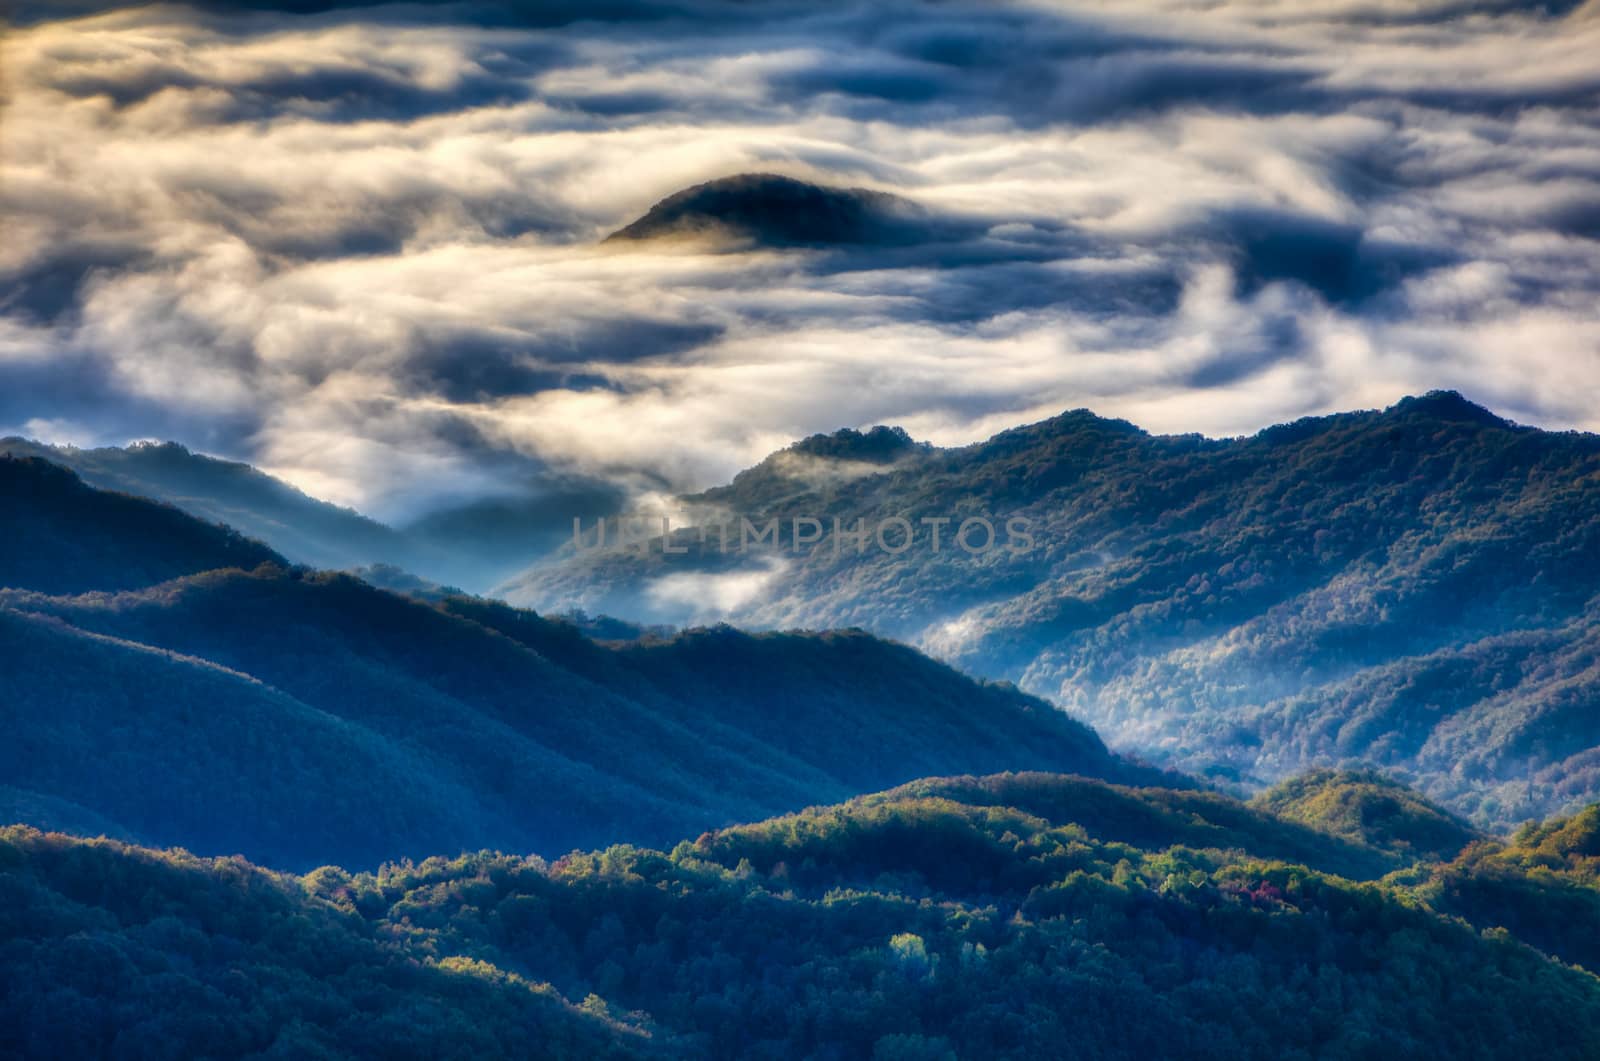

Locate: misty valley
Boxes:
[6,0,1600,1057]
[9,392,1600,1058]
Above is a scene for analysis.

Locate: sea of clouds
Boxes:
[3,0,1598,522]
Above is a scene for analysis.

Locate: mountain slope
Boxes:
[0,454,283,594]
[0,604,506,869]
[0,827,648,1060]
[10,780,1600,1060]
[0,436,420,574]
[1250,769,1480,862]
[1417,804,1600,975]
[0,436,618,592]
[874,771,1431,879]
[504,392,1600,827]
[0,457,1166,868]
[2,564,1161,869]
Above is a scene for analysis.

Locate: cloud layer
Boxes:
[3,0,1599,522]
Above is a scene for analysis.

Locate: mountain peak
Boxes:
[978,408,1149,455]
[1251,768,1479,861]
[1387,390,1510,428]
[605,172,933,248]
[788,425,924,463]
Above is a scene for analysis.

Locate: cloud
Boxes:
[1,0,1598,539]
[647,556,789,619]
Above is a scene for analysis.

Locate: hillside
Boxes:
[0,455,283,594]
[9,779,1600,1059]
[0,436,617,592]
[504,392,1600,827]
[1403,803,1600,975]
[0,457,1165,868]
[1250,769,1480,862]
[874,771,1442,880]
[0,603,502,869]
[1,568,1160,868]
[0,437,420,574]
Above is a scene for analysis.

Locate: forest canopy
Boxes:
[7,775,1600,1059]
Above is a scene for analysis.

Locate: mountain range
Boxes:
[16,393,1600,831]
[0,454,1162,870]
[13,394,1600,1056]
[504,392,1600,829]
[10,770,1600,1059]
[0,437,603,591]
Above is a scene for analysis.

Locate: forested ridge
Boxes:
[23,395,1600,830]
[0,437,420,575]
[0,458,1162,869]
[0,456,283,594]
[13,409,1600,1057]
[7,773,1600,1060]
[507,392,1600,827]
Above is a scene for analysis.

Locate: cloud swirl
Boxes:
[3,0,1598,520]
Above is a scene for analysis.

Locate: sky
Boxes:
[3,0,1599,522]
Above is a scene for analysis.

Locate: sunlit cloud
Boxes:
[2,0,1599,522]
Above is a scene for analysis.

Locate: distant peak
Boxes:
[1050,408,1148,434]
[126,439,192,454]
[984,408,1148,450]
[1387,391,1509,428]
[605,172,935,248]
[788,425,924,463]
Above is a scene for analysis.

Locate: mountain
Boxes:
[8,777,1600,1059]
[1249,768,1481,862]
[0,457,1165,869]
[0,827,647,1061]
[605,173,956,248]
[0,436,585,592]
[0,454,283,594]
[0,436,420,573]
[871,771,1437,880]
[0,600,497,867]
[11,441,1600,1057]
[1418,803,1600,975]
[503,392,1600,828]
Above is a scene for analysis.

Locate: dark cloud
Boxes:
[773,62,951,106]
[39,41,548,125]
[767,47,1312,129]
[405,477,631,566]
[913,263,1186,328]
[1182,312,1307,389]
[0,347,264,454]
[547,89,681,117]
[0,243,152,326]
[1311,0,1591,27]
[883,16,1170,69]
[7,0,699,27]
[1043,57,1320,124]
[405,318,723,402]
[751,5,1328,129]
[1540,191,1600,240]
[1202,207,1457,306]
